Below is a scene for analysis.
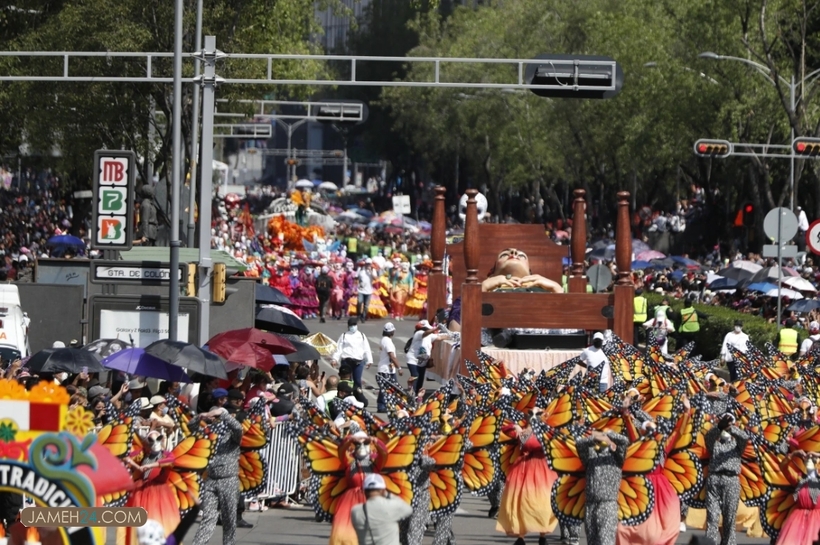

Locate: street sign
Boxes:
[91,150,135,251]
[762,244,798,259]
[392,195,411,215]
[808,220,820,255]
[587,264,613,293]
[763,207,798,242]
[90,261,186,284]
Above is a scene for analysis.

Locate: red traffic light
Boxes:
[744,204,753,213]
[694,139,731,157]
[794,138,820,156]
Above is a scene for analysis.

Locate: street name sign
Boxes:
[91,261,186,284]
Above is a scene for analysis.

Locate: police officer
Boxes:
[777,318,800,360]
[633,289,648,345]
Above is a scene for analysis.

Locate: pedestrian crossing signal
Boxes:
[793,138,820,157]
[694,139,731,157]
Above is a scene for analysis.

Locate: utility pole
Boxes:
[186,0,203,248]
[168,0,183,342]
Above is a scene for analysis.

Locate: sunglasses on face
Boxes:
[353,439,371,446]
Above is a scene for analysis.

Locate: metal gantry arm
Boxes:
[0,50,617,91]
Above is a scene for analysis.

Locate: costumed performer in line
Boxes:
[496,407,558,545]
[576,426,629,545]
[704,413,748,545]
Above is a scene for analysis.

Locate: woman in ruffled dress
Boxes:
[290,263,319,318]
[389,256,414,321]
[405,259,431,318]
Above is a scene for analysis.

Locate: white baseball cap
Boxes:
[593,332,605,341]
[383,322,396,333]
[363,473,386,491]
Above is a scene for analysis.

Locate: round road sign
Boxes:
[807,220,820,255]
[763,207,799,242]
[587,264,613,293]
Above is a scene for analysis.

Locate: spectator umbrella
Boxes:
[144,340,227,379]
[101,348,191,382]
[26,348,104,374]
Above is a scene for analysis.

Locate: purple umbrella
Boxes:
[101,348,191,383]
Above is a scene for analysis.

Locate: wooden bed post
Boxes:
[428,186,447,322]
[568,189,587,293]
[461,189,482,367]
[613,191,635,343]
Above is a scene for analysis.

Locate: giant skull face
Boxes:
[458,192,488,223]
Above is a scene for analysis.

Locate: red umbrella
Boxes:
[207,328,296,370]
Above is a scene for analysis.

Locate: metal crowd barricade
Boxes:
[258,422,302,500]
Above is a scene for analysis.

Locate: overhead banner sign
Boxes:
[91,150,135,251]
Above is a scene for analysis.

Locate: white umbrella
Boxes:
[295,179,314,190]
[319,181,338,192]
[705,272,723,285]
[731,260,763,273]
[765,287,804,300]
[783,276,818,292]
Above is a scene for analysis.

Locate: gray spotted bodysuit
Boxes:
[576,432,629,545]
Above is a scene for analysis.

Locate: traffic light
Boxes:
[742,202,755,227]
[694,139,731,157]
[186,263,197,296]
[524,54,623,99]
[793,138,820,157]
[212,262,226,303]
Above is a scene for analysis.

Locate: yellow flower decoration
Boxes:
[28,381,70,404]
[0,379,27,400]
[64,406,95,437]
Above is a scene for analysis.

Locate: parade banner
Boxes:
[0,380,134,545]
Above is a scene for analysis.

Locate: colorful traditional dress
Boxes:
[405,267,429,317]
[776,478,820,545]
[496,427,558,537]
[329,468,368,545]
[389,268,413,320]
[329,268,347,319]
[291,269,319,318]
[118,452,180,545]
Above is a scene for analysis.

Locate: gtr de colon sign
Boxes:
[0,380,132,545]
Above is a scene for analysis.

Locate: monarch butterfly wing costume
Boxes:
[238,400,270,498]
[376,373,417,414]
[756,440,805,540]
[373,420,426,509]
[476,350,510,383]
[426,429,465,517]
[95,407,137,507]
[459,409,500,496]
[163,394,192,435]
[618,436,660,526]
[545,428,587,526]
[164,423,220,516]
[662,409,704,503]
[301,431,349,521]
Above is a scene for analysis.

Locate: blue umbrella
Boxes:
[747,282,778,293]
[709,277,738,290]
[632,260,654,270]
[786,299,820,313]
[669,270,684,281]
[102,347,192,382]
[46,234,85,248]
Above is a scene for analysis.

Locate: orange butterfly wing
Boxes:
[618,475,654,525]
[238,450,266,496]
[382,472,413,507]
[641,394,676,423]
[166,429,218,514]
[662,450,702,501]
[305,438,346,475]
[462,448,496,495]
[542,392,574,429]
[551,474,586,524]
[313,474,350,519]
[546,431,583,474]
[95,419,134,459]
[760,487,797,540]
[427,432,464,516]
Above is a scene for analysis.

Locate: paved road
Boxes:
[109,315,772,544]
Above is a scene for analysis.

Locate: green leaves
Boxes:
[0,421,17,443]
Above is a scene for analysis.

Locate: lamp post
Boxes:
[698,52,820,211]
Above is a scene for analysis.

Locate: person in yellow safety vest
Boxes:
[633,289,648,345]
[777,318,800,359]
[677,296,707,356]
[654,298,671,320]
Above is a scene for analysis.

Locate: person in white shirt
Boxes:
[356,259,377,322]
[798,206,810,253]
[351,473,413,545]
[800,321,820,357]
[369,322,401,412]
[580,332,610,392]
[405,320,436,380]
[331,317,373,389]
[720,320,750,381]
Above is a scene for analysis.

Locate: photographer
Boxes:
[351,474,412,545]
